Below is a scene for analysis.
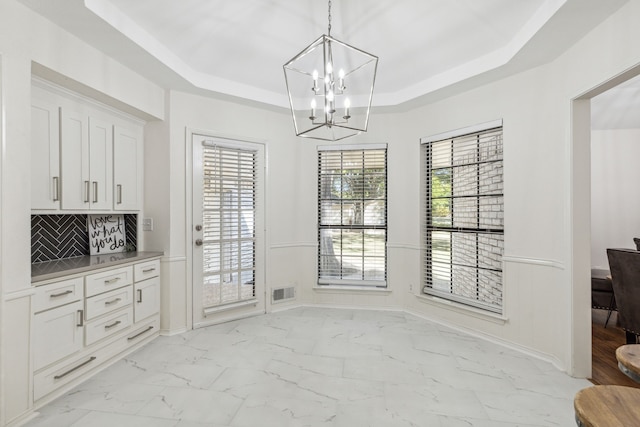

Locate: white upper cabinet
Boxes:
[113,125,142,211]
[31,95,60,210]
[88,116,113,210]
[60,111,113,210]
[60,107,89,210]
[32,80,143,212]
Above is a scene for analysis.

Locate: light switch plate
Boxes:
[142,217,153,231]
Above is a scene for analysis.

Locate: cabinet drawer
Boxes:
[34,278,83,313]
[134,259,160,282]
[34,351,100,402]
[85,266,132,297]
[126,317,159,344]
[85,307,132,346]
[85,286,133,321]
[33,300,84,371]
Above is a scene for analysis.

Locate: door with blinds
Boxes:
[192,135,265,327]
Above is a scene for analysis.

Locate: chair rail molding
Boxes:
[503,255,565,270]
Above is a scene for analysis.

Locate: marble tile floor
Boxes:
[25,307,591,427]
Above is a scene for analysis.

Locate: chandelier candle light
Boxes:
[283,0,378,141]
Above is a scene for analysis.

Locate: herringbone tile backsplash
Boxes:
[32,214,137,263]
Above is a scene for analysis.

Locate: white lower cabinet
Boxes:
[33,300,84,372]
[134,276,160,322]
[32,257,161,404]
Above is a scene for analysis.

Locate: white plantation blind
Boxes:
[318,146,387,286]
[421,124,504,313]
[202,143,256,307]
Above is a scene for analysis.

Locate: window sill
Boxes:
[313,285,392,295]
[414,293,508,324]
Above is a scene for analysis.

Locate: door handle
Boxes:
[53,176,60,201]
[84,181,90,203]
[195,239,203,246]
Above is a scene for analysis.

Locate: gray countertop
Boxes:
[32,251,164,284]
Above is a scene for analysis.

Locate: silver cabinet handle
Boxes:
[104,320,121,330]
[104,277,121,284]
[127,326,154,341]
[92,181,98,203]
[84,181,90,203]
[117,184,122,204]
[50,289,73,298]
[53,176,60,201]
[104,298,122,306]
[77,309,84,327]
[137,289,143,303]
[142,268,155,273]
[53,356,96,380]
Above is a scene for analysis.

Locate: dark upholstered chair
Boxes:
[606,248,640,344]
[591,274,616,327]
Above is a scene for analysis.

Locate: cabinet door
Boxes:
[134,276,160,323]
[88,117,113,210]
[113,125,141,211]
[33,300,84,371]
[60,108,89,210]
[31,99,60,210]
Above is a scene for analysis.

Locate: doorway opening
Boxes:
[571,64,640,380]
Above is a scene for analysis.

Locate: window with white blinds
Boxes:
[318,145,387,287]
[202,144,256,308]
[421,124,504,313]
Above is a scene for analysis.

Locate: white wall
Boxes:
[591,129,640,271]
[145,91,305,332]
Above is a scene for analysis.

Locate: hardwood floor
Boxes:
[590,309,640,388]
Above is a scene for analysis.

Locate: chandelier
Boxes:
[283,0,378,141]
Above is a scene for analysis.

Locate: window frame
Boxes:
[317,144,388,287]
[421,121,504,313]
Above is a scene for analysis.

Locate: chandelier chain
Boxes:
[327,0,332,36]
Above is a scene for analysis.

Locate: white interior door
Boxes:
[192,135,265,327]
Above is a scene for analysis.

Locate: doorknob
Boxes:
[195,225,203,231]
[195,239,203,246]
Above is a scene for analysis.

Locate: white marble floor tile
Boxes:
[312,337,383,359]
[296,374,386,405]
[26,405,90,427]
[137,386,243,424]
[48,380,165,415]
[231,395,337,427]
[267,352,344,379]
[343,357,427,385]
[476,390,577,426]
[384,382,490,420]
[135,363,225,389]
[336,403,470,427]
[25,307,590,427]
[208,367,304,400]
[69,411,178,427]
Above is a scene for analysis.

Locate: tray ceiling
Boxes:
[18,0,629,109]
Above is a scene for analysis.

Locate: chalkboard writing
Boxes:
[88,214,126,255]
